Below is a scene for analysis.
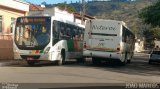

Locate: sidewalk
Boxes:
[0,60,21,66]
[134,52,150,56]
[134,50,150,59]
[134,49,151,54]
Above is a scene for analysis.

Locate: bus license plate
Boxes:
[27,57,34,60]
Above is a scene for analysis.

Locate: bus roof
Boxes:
[17,16,85,28]
[89,19,126,26]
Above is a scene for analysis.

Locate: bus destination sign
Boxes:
[19,17,48,23]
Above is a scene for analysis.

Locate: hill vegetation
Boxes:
[43,0,158,44]
[70,0,158,36]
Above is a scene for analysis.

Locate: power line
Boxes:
[81,0,86,24]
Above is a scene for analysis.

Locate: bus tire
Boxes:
[121,59,127,66]
[92,57,101,65]
[127,53,132,63]
[148,60,152,64]
[57,49,65,66]
[127,59,131,63]
[27,60,35,66]
[121,52,127,66]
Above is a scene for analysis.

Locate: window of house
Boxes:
[0,16,2,32]
[11,17,16,33]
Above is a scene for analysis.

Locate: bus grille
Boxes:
[20,55,40,59]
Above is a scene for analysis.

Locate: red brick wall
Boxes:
[0,34,13,60]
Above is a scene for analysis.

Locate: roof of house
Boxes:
[29,4,44,11]
[74,12,95,20]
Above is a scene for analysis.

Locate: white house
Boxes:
[0,0,29,59]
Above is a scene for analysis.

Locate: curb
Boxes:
[0,60,21,66]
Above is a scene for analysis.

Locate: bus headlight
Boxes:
[44,47,50,54]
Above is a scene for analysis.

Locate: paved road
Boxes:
[0,53,159,84]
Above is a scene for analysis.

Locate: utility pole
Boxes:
[81,0,86,25]
[64,1,67,10]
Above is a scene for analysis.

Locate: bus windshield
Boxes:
[14,17,51,50]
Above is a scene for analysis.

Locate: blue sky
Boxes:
[25,0,90,4]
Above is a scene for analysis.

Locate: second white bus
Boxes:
[83,19,135,65]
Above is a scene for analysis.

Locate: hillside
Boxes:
[70,0,158,36]
[43,0,157,36]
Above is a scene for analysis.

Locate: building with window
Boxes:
[0,0,29,59]
[29,6,95,25]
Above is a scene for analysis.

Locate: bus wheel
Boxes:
[121,59,127,66]
[121,52,127,66]
[27,60,35,66]
[92,57,101,65]
[148,60,152,64]
[127,53,132,63]
[127,60,131,63]
[57,50,65,66]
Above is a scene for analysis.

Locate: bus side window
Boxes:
[122,26,126,42]
[52,21,59,45]
[53,21,59,39]
[70,26,76,39]
[66,26,71,38]
[60,27,64,39]
[59,22,66,39]
[71,26,75,39]
[79,28,84,40]
[73,27,79,40]
[72,28,76,39]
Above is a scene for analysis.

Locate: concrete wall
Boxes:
[0,8,26,60]
[0,8,26,33]
[154,40,160,48]
[0,0,29,12]
[134,40,144,53]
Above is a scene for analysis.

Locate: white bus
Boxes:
[83,19,135,65]
[13,16,85,66]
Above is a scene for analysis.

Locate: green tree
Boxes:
[139,1,160,48]
[56,3,76,13]
[139,1,160,27]
[143,27,160,48]
[151,27,160,39]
